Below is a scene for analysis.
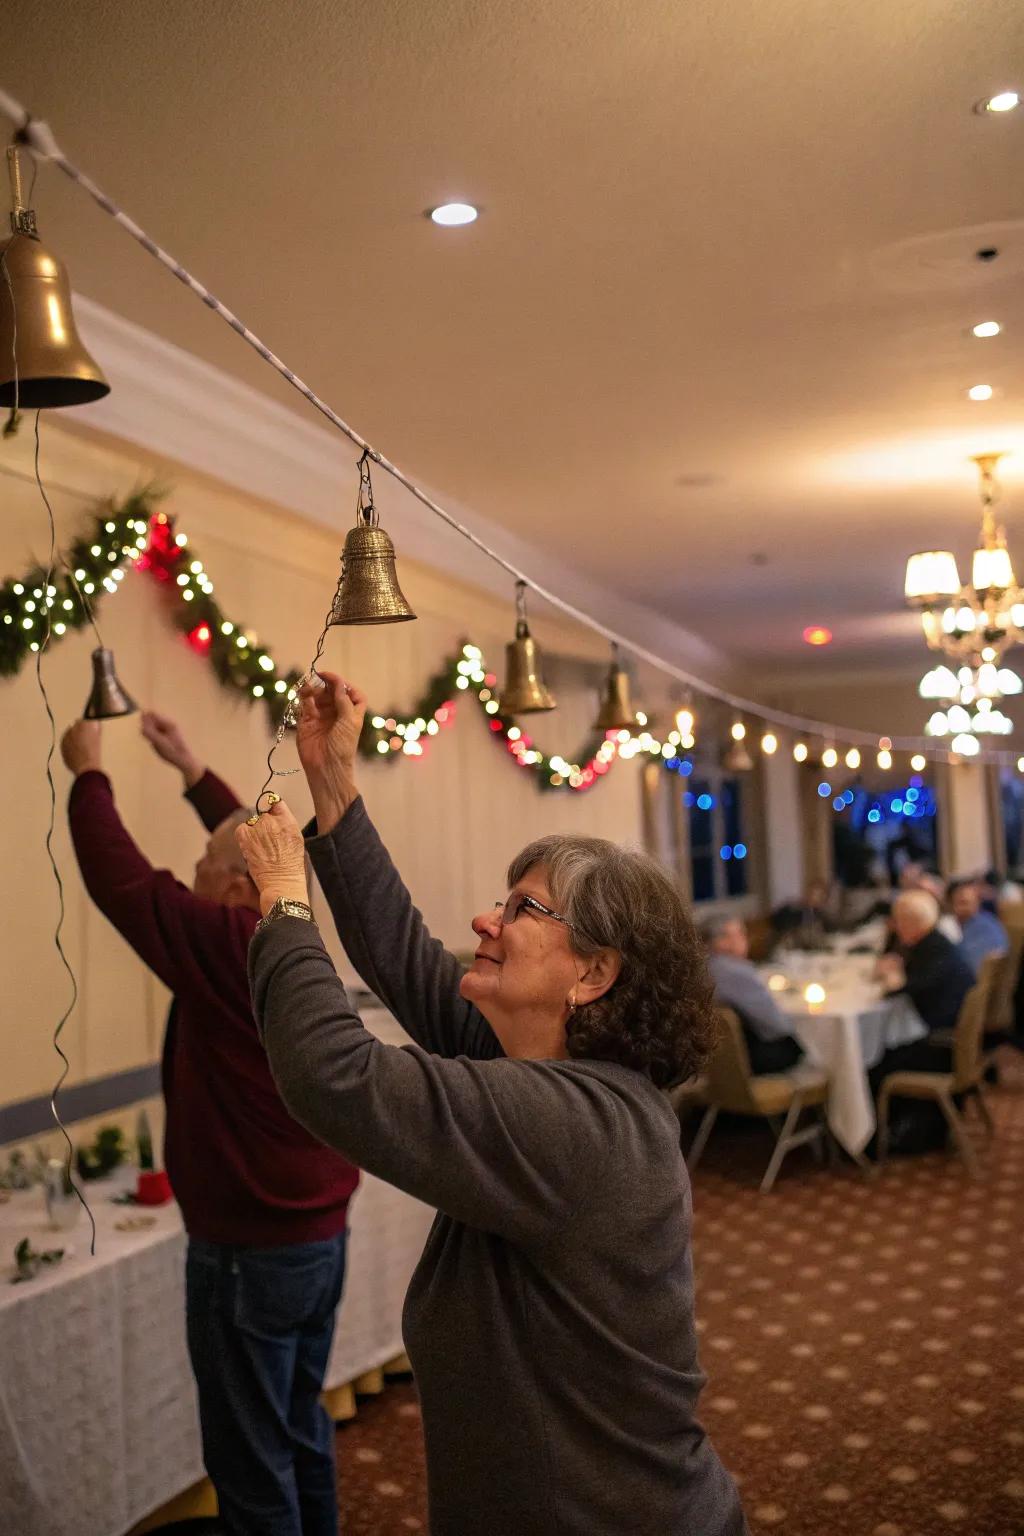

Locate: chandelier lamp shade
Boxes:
[905,454,1024,666]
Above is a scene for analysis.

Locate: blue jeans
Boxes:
[186,1233,347,1536]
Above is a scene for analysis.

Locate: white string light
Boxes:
[0,87,1018,763]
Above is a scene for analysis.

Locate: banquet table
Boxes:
[0,1008,435,1536]
[760,953,927,1156]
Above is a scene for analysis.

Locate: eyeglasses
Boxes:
[494,892,573,933]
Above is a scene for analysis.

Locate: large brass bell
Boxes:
[501,582,556,713]
[0,149,109,410]
[329,523,416,624]
[83,647,137,720]
[593,644,636,730]
[329,452,415,625]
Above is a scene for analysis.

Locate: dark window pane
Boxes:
[692,855,714,902]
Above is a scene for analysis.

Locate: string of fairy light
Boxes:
[7,493,1024,789]
[5,86,1023,776]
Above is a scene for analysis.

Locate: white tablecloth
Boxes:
[763,956,926,1155]
[0,1009,434,1536]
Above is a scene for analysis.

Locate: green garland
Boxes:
[2,493,662,788]
[1,490,303,728]
[359,641,631,793]
[0,489,158,676]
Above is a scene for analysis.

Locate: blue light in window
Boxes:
[696,793,714,811]
[867,808,881,824]
[832,796,845,811]
[910,774,923,788]
[817,782,832,798]
[720,845,733,861]
[733,843,747,859]
[843,789,855,805]
[666,756,679,770]
[683,791,695,808]
[890,798,904,813]
[679,759,693,776]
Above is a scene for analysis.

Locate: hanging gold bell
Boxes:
[329,453,416,625]
[329,522,416,624]
[594,646,636,730]
[502,582,556,713]
[722,737,754,772]
[502,620,556,713]
[0,150,109,410]
[83,647,137,720]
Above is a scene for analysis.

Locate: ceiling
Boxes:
[4,0,1023,676]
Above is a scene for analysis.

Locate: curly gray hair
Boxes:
[506,835,717,1087]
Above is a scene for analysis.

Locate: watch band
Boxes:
[255,897,318,935]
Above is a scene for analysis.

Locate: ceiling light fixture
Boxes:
[968,384,994,401]
[802,625,832,646]
[906,452,1024,681]
[975,90,1019,114]
[972,321,1002,339]
[428,203,479,227]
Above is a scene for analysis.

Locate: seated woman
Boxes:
[703,915,804,1074]
[237,673,747,1536]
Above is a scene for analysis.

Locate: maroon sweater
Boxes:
[68,768,359,1245]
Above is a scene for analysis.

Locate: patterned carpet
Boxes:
[335,1070,1024,1536]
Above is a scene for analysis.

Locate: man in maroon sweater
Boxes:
[61,712,359,1536]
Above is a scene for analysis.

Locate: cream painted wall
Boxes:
[2,421,679,1114]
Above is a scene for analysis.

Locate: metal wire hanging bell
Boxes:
[593,643,636,730]
[329,452,416,625]
[0,147,109,410]
[83,647,137,719]
[501,581,556,713]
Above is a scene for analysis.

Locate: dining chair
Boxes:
[876,959,997,1177]
[688,1008,831,1193]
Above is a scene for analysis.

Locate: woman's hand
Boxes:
[295,671,366,834]
[236,800,310,915]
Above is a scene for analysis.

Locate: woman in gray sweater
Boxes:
[238,672,746,1536]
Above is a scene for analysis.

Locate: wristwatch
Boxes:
[255,897,318,935]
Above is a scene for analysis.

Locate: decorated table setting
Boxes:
[758,951,927,1155]
[0,1007,435,1536]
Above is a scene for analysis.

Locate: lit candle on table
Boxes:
[767,974,788,993]
[803,982,826,1012]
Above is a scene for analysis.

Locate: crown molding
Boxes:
[71,297,735,684]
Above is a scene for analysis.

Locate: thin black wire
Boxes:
[252,457,374,812]
[32,412,96,1252]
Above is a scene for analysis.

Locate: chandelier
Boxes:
[905,453,1023,666]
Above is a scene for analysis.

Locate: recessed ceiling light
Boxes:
[975,90,1019,114]
[803,625,832,646]
[972,320,1002,338]
[428,203,479,226]
[968,384,994,401]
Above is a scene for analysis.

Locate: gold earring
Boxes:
[567,991,577,1014]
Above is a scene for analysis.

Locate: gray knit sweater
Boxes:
[248,797,746,1536]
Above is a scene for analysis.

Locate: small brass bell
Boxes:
[0,149,109,410]
[83,647,137,720]
[722,737,754,772]
[594,645,636,731]
[501,582,556,714]
[329,452,416,625]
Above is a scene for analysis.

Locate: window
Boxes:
[679,760,751,901]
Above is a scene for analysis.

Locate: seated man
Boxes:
[870,891,975,1150]
[948,877,1009,977]
[704,916,804,1075]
